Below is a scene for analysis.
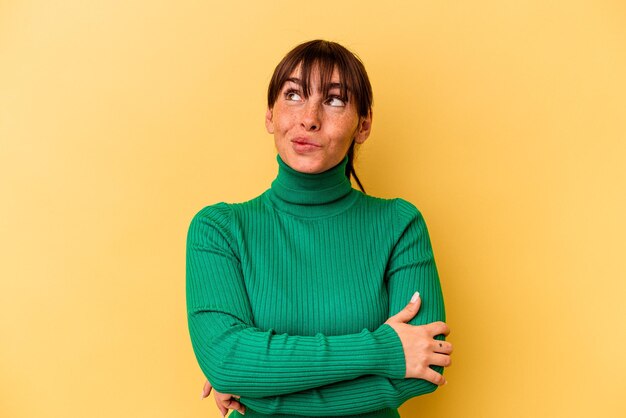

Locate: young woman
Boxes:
[187,40,452,417]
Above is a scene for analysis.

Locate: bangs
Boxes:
[296,54,351,103]
[267,40,372,116]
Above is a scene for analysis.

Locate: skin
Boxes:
[201,65,453,415]
[265,65,372,174]
[384,293,453,382]
[201,381,245,417]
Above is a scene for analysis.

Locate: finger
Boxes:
[430,353,452,368]
[387,292,421,324]
[216,393,237,405]
[226,399,244,412]
[229,394,244,414]
[433,340,453,354]
[214,393,232,416]
[201,380,212,399]
[422,367,447,386]
[426,321,450,337]
[216,401,228,417]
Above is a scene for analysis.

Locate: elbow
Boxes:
[188,312,255,395]
[195,353,245,395]
[189,339,239,394]
[196,350,268,397]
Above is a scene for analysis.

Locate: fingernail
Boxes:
[200,391,205,400]
[410,292,420,303]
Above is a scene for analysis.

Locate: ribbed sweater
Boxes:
[186,155,446,417]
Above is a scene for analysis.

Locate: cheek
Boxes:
[273,109,296,134]
[277,117,293,133]
[333,117,359,142]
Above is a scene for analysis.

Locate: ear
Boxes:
[354,109,373,144]
[265,107,275,134]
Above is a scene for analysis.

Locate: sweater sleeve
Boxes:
[237,199,446,416]
[186,204,407,398]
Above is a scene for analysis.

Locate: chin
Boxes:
[291,161,323,174]
[284,155,326,174]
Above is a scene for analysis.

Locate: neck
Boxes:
[266,155,358,217]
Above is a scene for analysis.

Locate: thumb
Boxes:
[387,292,421,324]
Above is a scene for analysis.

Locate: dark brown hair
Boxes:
[267,40,373,192]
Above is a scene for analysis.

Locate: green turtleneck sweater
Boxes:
[186,156,446,417]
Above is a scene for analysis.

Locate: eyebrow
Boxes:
[285,77,302,85]
[285,77,344,90]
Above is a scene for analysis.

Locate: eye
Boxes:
[326,96,346,107]
[284,89,302,102]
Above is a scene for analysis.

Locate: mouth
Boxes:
[291,138,321,147]
[291,138,321,153]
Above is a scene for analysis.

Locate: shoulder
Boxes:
[189,202,232,230]
[187,194,268,238]
[356,194,431,242]
[356,194,424,221]
[392,198,427,226]
[394,197,431,227]
[186,203,234,249]
[190,194,265,225]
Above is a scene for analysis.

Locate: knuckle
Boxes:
[433,373,444,385]
[416,363,429,375]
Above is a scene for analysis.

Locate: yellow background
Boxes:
[1,1,625,417]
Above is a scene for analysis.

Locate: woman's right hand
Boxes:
[384,292,452,385]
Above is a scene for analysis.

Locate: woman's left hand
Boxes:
[201,380,246,416]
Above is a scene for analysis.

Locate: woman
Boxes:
[187,40,452,417]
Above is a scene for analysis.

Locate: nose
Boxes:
[301,101,321,131]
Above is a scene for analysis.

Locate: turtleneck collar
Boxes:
[265,155,359,218]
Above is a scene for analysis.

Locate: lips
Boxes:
[291,138,320,147]
[291,138,321,153]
